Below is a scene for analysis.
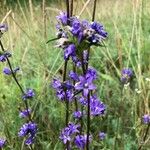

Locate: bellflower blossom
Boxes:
[18,122,37,145]
[73,111,82,119]
[142,114,150,124]
[64,44,76,60]
[3,67,20,75]
[22,89,35,100]
[90,96,106,116]
[74,134,92,149]
[3,67,12,75]
[0,138,6,148]
[0,52,12,62]
[52,79,74,101]
[56,12,68,25]
[69,71,79,81]
[99,132,106,140]
[19,109,31,118]
[86,67,97,81]
[59,123,80,144]
[121,68,133,84]
[0,24,8,33]
[75,76,96,97]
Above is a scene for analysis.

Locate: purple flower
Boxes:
[99,132,106,140]
[90,96,106,116]
[19,109,31,118]
[142,114,150,124]
[18,122,37,145]
[0,138,6,148]
[121,68,133,83]
[72,55,81,67]
[56,12,68,25]
[0,24,8,32]
[3,67,20,75]
[3,67,11,75]
[64,44,76,60]
[59,123,80,144]
[90,22,108,38]
[59,127,71,144]
[25,136,35,145]
[69,71,79,81]
[0,52,12,62]
[73,111,82,119]
[0,55,6,62]
[22,89,35,100]
[52,78,62,89]
[71,19,82,36]
[70,18,84,43]
[75,76,96,97]
[68,123,80,134]
[74,134,92,149]
[86,67,97,81]
[79,97,87,106]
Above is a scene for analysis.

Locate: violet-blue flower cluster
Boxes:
[0,138,6,148]
[18,122,37,145]
[59,123,80,144]
[121,68,133,84]
[142,114,150,124]
[51,11,108,149]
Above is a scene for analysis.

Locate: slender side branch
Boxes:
[138,124,150,150]
[0,40,32,121]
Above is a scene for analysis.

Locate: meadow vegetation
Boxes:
[0,0,150,149]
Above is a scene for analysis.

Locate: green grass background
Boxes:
[0,0,150,149]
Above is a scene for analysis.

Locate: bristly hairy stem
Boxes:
[80,52,86,134]
[0,40,32,122]
[73,64,78,111]
[63,60,69,126]
[86,92,91,150]
[138,124,150,150]
[92,0,97,22]
[63,59,69,150]
[70,0,74,17]
[66,0,70,18]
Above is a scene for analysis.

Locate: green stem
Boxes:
[138,124,150,150]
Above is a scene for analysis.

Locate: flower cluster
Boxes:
[51,11,108,149]
[0,138,6,148]
[18,122,37,145]
[142,114,150,124]
[56,12,107,45]
[121,68,133,84]
[59,123,80,144]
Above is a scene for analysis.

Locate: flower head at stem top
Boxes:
[18,122,37,145]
